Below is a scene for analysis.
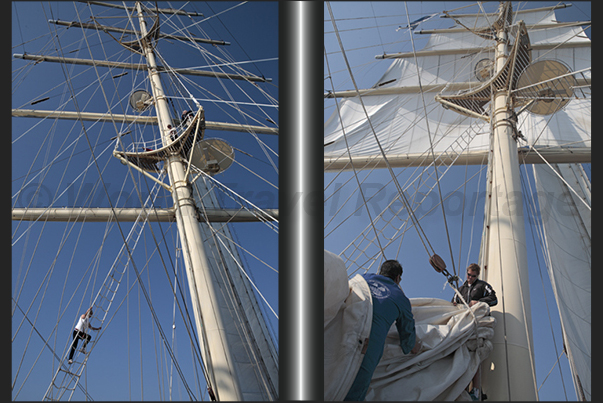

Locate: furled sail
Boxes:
[533,163,591,400]
[324,250,495,401]
[193,177,278,400]
[324,5,590,171]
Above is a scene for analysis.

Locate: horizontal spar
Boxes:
[417,21,591,35]
[375,41,590,59]
[47,19,222,45]
[12,208,279,223]
[84,1,203,17]
[13,53,270,83]
[325,82,470,98]
[324,147,591,171]
[11,109,278,135]
[324,78,591,99]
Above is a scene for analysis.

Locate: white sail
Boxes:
[193,177,278,400]
[533,163,591,400]
[324,4,590,170]
[324,2,590,400]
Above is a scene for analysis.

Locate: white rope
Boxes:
[538,351,567,393]
[404,1,457,276]
[328,2,439,261]
[519,140,590,211]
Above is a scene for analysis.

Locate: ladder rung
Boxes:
[95,304,109,313]
[102,283,118,294]
[58,368,80,377]
[97,294,110,303]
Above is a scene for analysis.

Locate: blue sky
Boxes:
[324,2,590,401]
[12,2,278,400]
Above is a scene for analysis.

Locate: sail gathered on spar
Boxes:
[324,250,496,401]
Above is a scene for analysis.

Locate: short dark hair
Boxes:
[467,263,481,276]
[379,260,403,280]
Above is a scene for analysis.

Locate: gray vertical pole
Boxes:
[280,1,323,400]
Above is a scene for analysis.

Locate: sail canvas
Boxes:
[324,2,590,400]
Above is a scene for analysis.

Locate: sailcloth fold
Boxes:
[324,250,495,401]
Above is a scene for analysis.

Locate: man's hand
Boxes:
[410,339,422,354]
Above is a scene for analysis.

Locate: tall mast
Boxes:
[480,2,537,400]
[134,3,243,400]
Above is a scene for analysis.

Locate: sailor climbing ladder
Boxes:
[43,182,164,401]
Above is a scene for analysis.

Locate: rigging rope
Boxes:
[327,1,435,261]
[520,164,569,399]
[13,1,279,400]
[196,172,278,319]
[156,53,280,180]
[323,40,386,260]
[39,4,207,398]
[404,2,457,277]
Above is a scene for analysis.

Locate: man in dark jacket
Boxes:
[344,260,419,401]
[452,263,497,307]
[452,263,497,400]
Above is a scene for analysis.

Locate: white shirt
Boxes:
[75,315,90,333]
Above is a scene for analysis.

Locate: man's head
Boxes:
[466,263,480,285]
[379,260,403,284]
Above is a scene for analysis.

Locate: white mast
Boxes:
[134,3,243,400]
[480,2,537,400]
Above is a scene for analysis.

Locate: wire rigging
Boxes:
[327,1,438,262]
[404,1,457,277]
[12,0,280,399]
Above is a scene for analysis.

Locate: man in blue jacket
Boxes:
[344,260,418,401]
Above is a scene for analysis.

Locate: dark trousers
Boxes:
[68,330,91,360]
